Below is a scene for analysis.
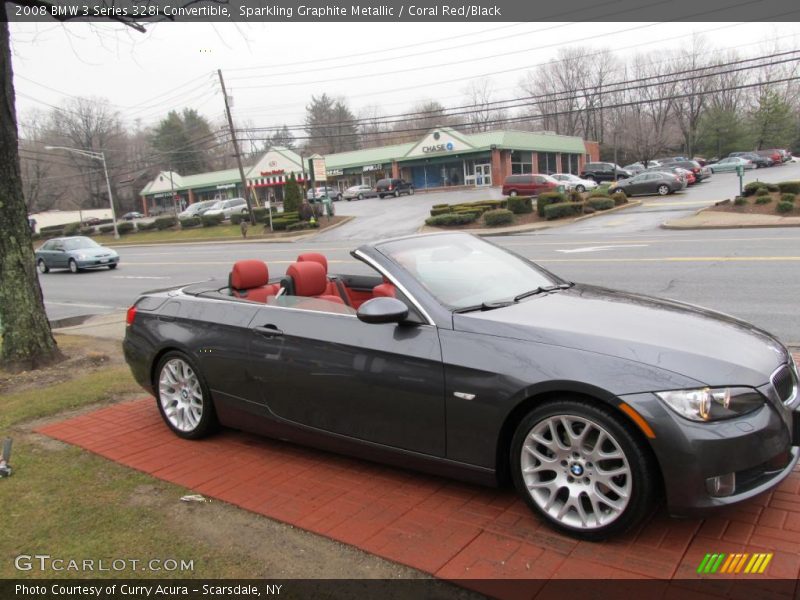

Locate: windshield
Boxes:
[63,237,100,251]
[378,234,560,310]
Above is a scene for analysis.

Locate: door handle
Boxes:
[253,324,283,337]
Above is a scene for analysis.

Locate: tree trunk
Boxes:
[0,16,62,370]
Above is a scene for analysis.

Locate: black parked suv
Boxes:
[376,178,415,198]
[579,162,632,182]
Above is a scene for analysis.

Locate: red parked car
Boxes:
[502,174,559,197]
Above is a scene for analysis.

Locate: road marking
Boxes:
[44,301,120,309]
[557,245,650,254]
[111,275,171,279]
[534,256,800,263]
[502,235,800,247]
[642,200,716,207]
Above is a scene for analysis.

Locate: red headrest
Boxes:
[287,261,327,297]
[297,252,328,273]
[231,260,268,290]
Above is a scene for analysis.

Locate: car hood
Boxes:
[453,284,788,388]
[70,247,116,258]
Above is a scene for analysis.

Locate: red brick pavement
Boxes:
[36,355,800,597]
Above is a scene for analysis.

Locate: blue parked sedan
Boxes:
[36,236,119,274]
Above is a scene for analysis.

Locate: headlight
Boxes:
[76,254,86,260]
[655,387,765,422]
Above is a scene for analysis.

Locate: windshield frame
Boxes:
[63,237,101,251]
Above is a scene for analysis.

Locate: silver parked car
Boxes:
[178,199,219,219]
[550,173,598,193]
[306,186,343,202]
[203,198,248,220]
[36,236,119,273]
[343,184,378,201]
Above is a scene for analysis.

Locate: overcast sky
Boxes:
[9,21,798,137]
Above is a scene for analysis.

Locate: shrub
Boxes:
[251,207,273,223]
[755,187,770,197]
[230,212,244,225]
[755,196,772,204]
[536,191,566,217]
[612,191,628,205]
[776,201,795,214]
[154,216,177,230]
[777,181,800,194]
[116,221,134,234]
[137,220,157,231]
[40,224,65,234]
[780,193,797,204]
[432,203,449,209]
[430,206,451,217]
[733,196,748,206]
[286,222,310,232]
[62,222,81,236]
[179,217,201,229]
[79,226,95,236]
[483,209,514,227]
[283,173,302,213]
[587,197,615,211]
[583,206,596,215]
[201,213,224,227]
[507,196,533,214]
[568,190,584,203]
[764,182,780,192]
[544,202,584,220]
[424,212,479,227]
[98,224,115,234]
[589,188,612,198]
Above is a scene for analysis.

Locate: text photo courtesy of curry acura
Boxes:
[123,233,799,540]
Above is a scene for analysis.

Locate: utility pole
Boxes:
[218,69,257,226]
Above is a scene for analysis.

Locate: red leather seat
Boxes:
[373,276,396,298]
[230,260,280,302]
[297,252,351,305]
[286,261,344,304]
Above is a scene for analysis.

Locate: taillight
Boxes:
[693,168,700,173]
[126,305,137,326]
[388,185,394,190]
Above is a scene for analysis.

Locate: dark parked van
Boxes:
[376,179,414,198]
[579,162,632,182]
[501,174,559,197]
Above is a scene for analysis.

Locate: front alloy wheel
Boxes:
[156,353,218,439]
[37,259,49,274]
[576,185,585,193]
[657,185,670,196]
[511,400,655,539]
[68,259,79,273]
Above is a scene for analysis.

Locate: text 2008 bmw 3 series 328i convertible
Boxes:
[123,232,800,539]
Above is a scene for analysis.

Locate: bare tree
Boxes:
[461,79,507,133]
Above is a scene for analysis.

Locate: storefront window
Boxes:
[537,152,557,174]
[511,151,533,175]
[561,154,580,174]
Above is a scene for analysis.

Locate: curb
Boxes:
[661,207,800,230]
[96,217,355,249]
[419,200,642,236]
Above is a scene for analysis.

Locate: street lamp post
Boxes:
[44,145,120,239]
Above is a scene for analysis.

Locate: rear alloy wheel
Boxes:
[68,259,79,273]
[575,185,585,193]
[409,188,415,195]
[37,259,49,274]
[511,399,655,540]
[156,353,218,439]
[657,185,670,196]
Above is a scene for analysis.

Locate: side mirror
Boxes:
[357,297,409,325]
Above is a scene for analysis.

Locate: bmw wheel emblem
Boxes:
[570,464,584,476]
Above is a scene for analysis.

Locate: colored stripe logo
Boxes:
[697,552,773,574]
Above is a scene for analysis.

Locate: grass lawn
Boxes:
[91,216,348,247]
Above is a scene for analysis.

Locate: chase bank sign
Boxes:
[422,141,455,153]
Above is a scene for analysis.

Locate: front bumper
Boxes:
[77,256,119,268]
[621,381,799,515]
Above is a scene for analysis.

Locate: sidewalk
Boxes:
[53,311,127,340]
[663,210,800,230]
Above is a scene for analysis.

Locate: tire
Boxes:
[394,190,400,198]
[409,187,415,195]
[357,194,363,201]
[68,259,79,273]
[108,263,118,270]
[379,194,384,199]
[508,190,518,197]
[657,185,670,196]
[337,194,342,202]
[37,259,49,274]
[575,185,585,193]
[510,398,656,540]
[155,352,218,440]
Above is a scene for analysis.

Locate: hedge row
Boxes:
[425,212,480,226]
[544,202,585,220]
[483,209,514,226]
[429,199,506,218]
[507,196,533,214]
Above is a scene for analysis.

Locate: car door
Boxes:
[51,241,68,268]
[245,298,446,456]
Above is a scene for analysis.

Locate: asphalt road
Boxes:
[39,161,800,346]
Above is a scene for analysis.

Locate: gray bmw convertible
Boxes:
[123,233,799,539]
